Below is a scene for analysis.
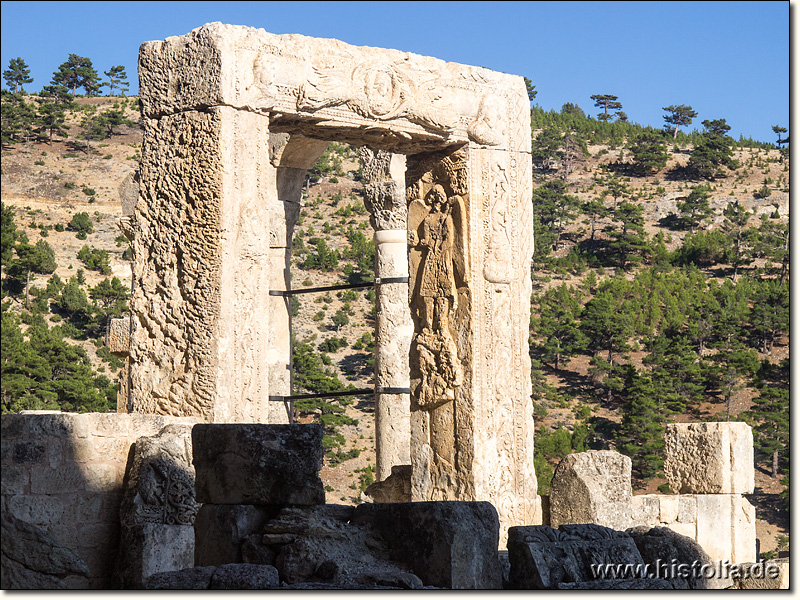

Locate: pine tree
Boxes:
[34,97,69,144]
[3,57,33,92]
[677,184,714,233]
[532,284,587,372]
[523,77,537,101]
[771,125,788,148]
[580,278,633,366]
[1,202,19,265]
[687,118,738,179]
[51,54,100,96]
[606,201,648,269]
[581,198,609,241]
[662,104,698,138]
[617,365,666,479]
[590,94,623,123]
[89,277,130,332]
[627,132,669,176]
[721,201,755,282]
[9,239,58,308]
[532,180,580,251]
[103,65,129,96]
[742,359,789,479]
[748,278,789,354]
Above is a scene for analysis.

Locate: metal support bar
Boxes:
[269,277,408,297]
[269,387,411,402]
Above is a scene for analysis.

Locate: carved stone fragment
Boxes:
[507,524,644,590]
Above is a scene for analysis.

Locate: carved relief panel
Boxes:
[407,147,473,499]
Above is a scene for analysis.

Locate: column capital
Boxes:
[359,147,407,231]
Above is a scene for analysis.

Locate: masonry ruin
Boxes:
[122,22,537,538]
[0,24,787,591]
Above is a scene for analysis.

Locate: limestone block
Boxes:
[1,513,90,590]
[209,564,280,589]
[549,450,633,531]
[30,464,86,495]
[84,464,121,493]
[363,464,411,503]
[507,524,643,590]
[0,466,29,495]
[695,495,732,564]
[627,525,716,589]
[659,495,679,523]
[731,559,789,590]
[114,523,195,589]
[664,422,754,494]
[4,412,89,439]
[7,440,47,465]
[192,424,325,506]
[138,23,532,155]
[88,413,131,438]
[663,522,697,541]
[677,495,697,523]
[194,504,275,566]
[144,566,216,590]
[105,317,131,356]
[631,494,659,526]
[731,495,756,563]
[351,501,503,589]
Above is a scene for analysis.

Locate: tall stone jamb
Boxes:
[359,147,412,481]
[407,141,536,541]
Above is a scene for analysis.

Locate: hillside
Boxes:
[0,97,788,557]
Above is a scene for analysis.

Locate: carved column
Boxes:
[359,147,412,481]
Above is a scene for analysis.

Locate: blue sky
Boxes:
[0,1,790,142]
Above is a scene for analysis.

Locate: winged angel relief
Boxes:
[296,59,457,134]
[408,184,469,408]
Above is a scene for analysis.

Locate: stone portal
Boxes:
[130,23,536,538]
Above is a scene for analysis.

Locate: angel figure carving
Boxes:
[409,184,469,408]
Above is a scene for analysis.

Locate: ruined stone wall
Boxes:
[543,422,757,567]
[1,412,198,588]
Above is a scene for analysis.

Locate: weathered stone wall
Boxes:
[1,412,198,588]
[632,493,756,565]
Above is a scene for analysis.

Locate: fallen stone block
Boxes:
[144,566,216,590]
[209,563,280,589]
[664,422,754,494]
[115,523,195,589]
[507,524,644,590]
[0,513,89,590]
[192,424,325,506]
[549,450,633,531]
[364,464,411,503]
[627,525,722,589]
[557,578,675,589]
[351,501,503,590]
[731,559,789,590]
[195,504,276,566]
